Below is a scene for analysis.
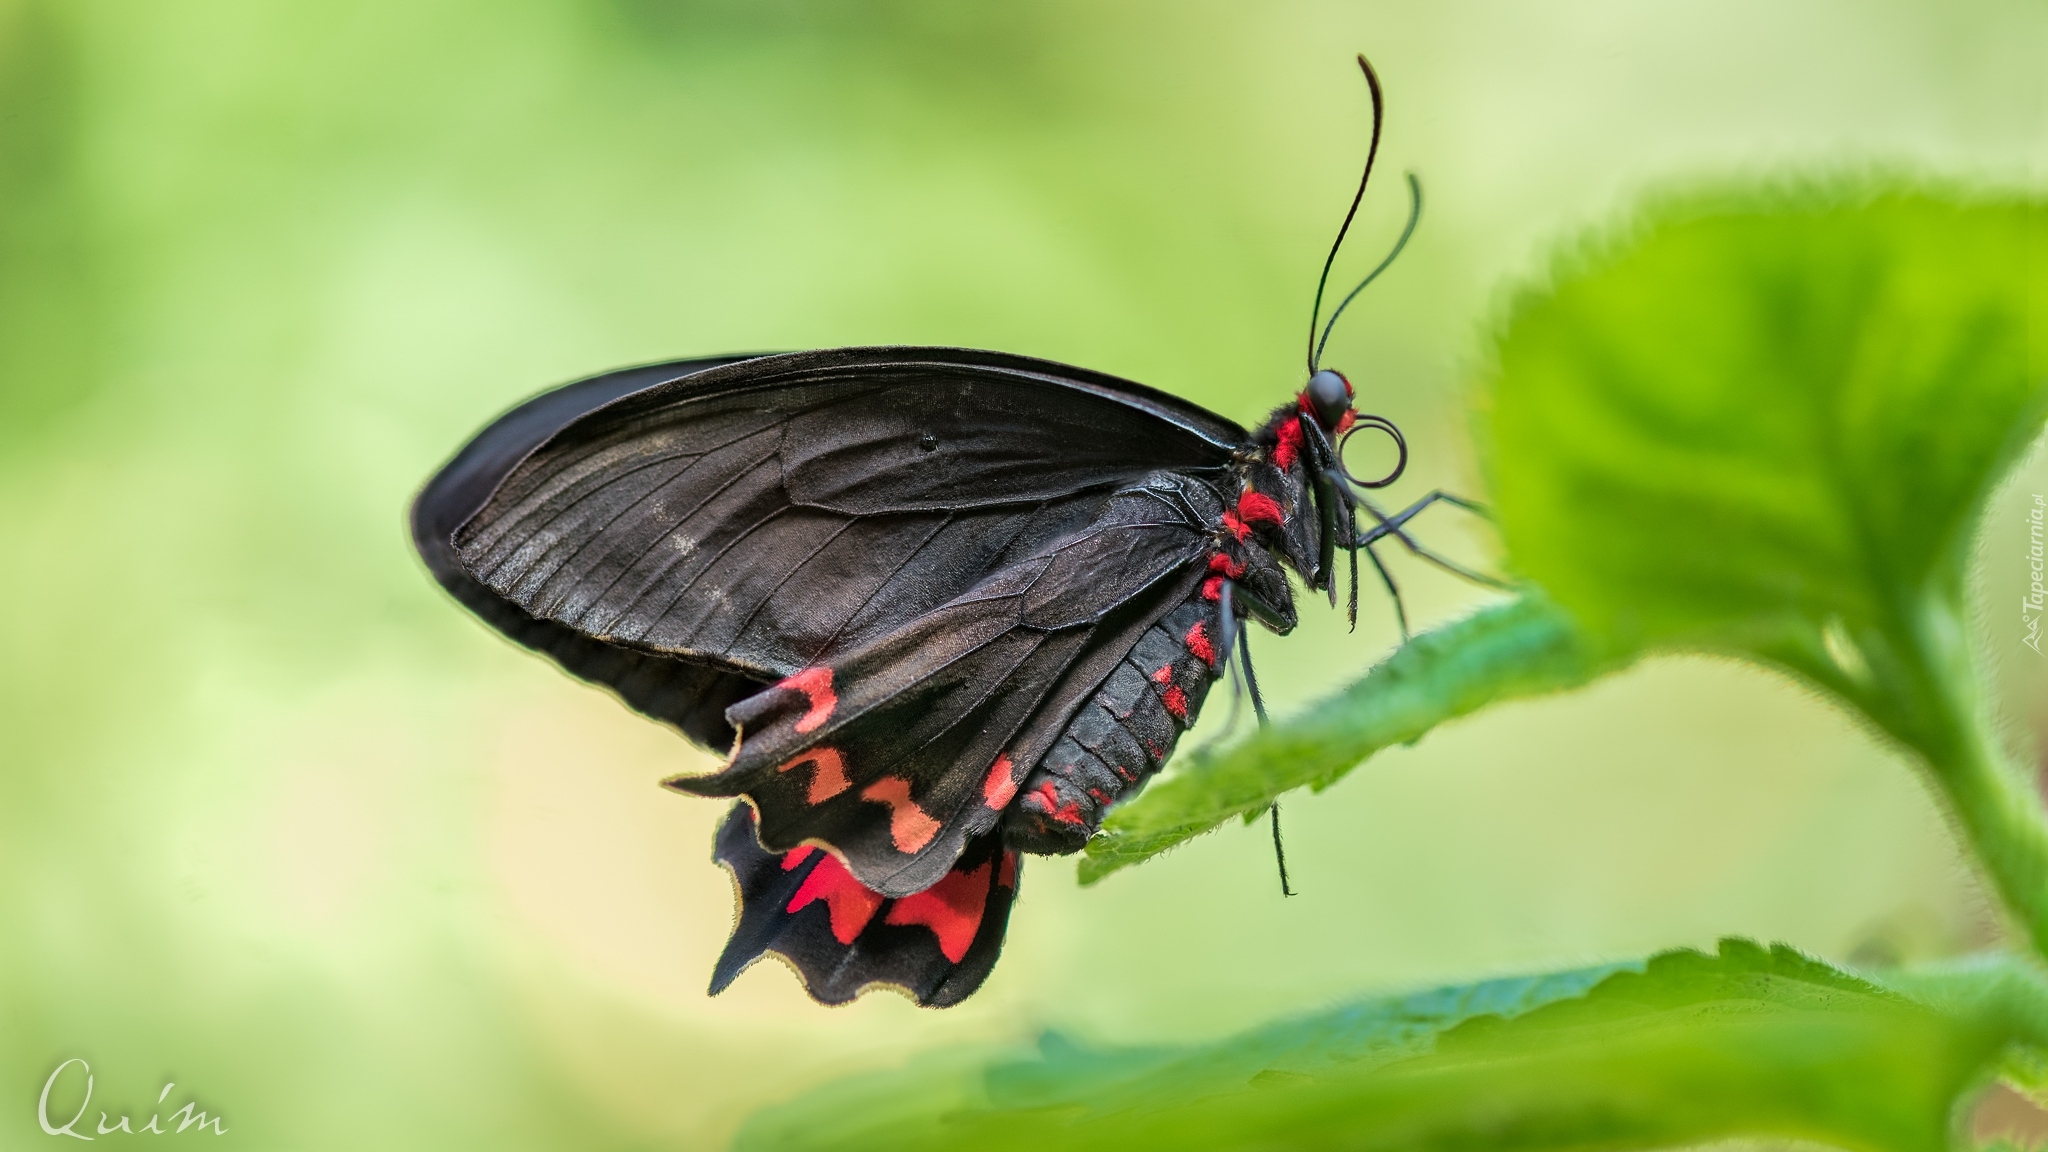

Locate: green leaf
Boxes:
[1079,593,1613,884]
[1485,185,2048,952]
[734,941,2048,1152]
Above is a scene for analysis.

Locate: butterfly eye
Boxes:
[1306,370,1352,429]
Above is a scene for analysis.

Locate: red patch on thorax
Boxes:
[861,776,941,853]
[778,667,838,734]
[1235,490,1284,526]
[1208,552,1246,578]
[1201,576,1224,602]
[884,859,990,963]
[982,754,1018,809]
[1273,419,1305,472]
[787,849,884,944]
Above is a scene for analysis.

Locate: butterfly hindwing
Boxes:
[712,803,1019,1008]
[673,476,1218,896]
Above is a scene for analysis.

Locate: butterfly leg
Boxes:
[1362,542,1409,640]
[1345,501,1361,632]
[1205,581,1248,746]
[1235,624,1294,898]
[1356,489,1491,545]
[1352,490,1511,590]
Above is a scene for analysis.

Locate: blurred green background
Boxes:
[2,0,2043,1146]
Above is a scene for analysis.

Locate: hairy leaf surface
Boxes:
[1080,594,1609,883]
[739,941,2048,1152]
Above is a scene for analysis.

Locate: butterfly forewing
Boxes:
[412,355,776,748]
[451,349,1237,673]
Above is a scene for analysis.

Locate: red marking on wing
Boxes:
[861,776,941,853]
[777,747,851,804]
[1161,683,1189,721]
[780,845,815,872]
[1028,780,1087,826]
[1202,576,1224,602]
[778,667,837,734]
[1236,490,1284,526]
[787,849,884,944]
[1274,419,1305,471]
[884,859,990,964]
[1208,552,1246,578]
[982,754,1018,810]
[1185,620,1216,666]
[999,851,1018,890]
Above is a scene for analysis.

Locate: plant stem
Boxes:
[1933,718,2048,963]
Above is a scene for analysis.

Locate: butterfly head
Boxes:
[1301,369,1356,434]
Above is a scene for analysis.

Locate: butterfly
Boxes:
[409,56,1494,1007]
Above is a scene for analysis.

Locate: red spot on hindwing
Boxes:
[861,776,941,853]
[787,850,884,943]
[1185,620,1216,666]
[780,845,815,871]
[884,860,990,963]
[778,667,837,733]
[982,754,1018,809]
[777,747,851,804]
[999,851,1019,890]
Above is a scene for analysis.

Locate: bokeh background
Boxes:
[3,0,2044,1146]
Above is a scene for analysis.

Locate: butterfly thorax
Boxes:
[1001,398,1340,854]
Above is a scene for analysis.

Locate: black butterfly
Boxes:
[409,57,1493,1007]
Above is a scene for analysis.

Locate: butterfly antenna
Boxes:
[1305,54,1386,375]
[1239,627,1294,897]
[1313,172,1422,371]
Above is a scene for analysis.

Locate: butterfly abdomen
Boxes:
[1003,596,1222,853]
